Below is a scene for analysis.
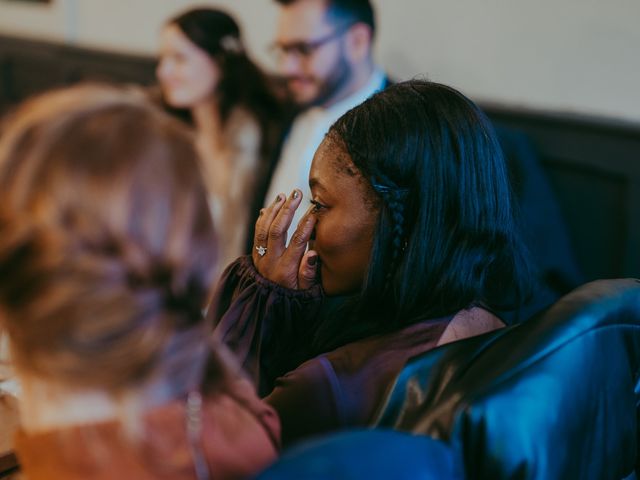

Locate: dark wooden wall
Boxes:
[0,34,157,112]
[484,104,640,281]
[1,34,639,282]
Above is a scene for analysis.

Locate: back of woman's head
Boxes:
[328,80,531,325]
[0,84,218,394]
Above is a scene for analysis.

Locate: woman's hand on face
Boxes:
[253,190,319,290]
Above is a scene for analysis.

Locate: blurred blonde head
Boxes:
[0,84,218,400]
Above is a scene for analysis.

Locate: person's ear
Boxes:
[344,23,372,63]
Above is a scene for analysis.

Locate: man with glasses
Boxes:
[264,0,389,227]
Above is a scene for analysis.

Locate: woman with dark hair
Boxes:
[210,80,532,446]
[0,84,279,479]
[157,8,285,268]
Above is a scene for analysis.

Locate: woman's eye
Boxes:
[310,199,326,213]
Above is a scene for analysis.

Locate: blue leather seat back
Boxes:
[257,429,463,480]
[375,279,640,479]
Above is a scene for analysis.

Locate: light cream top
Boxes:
[197,107,262,272]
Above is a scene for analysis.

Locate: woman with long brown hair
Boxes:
[157,8,287,268]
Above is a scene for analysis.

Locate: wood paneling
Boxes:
[484,104,640,280]
[0,35,156,112]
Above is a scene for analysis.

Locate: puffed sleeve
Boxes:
[208,256,324,396]
[265,356,343,447]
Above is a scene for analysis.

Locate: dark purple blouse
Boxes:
[209,256,503,446]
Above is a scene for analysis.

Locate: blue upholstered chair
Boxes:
[375,278,640,479]
[258,279,640,479]
[257,429,461,479]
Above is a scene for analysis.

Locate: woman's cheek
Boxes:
[313,220,341,256]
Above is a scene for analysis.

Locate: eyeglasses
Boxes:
[271,26,351,61]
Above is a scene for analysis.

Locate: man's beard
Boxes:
[291,53,353,109]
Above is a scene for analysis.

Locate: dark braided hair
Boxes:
[324,80,532,337]
[370,175,409,287]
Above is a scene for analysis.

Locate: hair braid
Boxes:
[372,176,409,285]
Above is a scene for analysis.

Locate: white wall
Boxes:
[1,0,639,122]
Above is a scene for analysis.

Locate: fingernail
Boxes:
[307,255,317,266]
[274,194,283,203]
[291,190,299,200]
[259,208,265,216]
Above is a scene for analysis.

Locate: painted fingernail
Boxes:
[307,255,317,266]
[291,190,299,200]
[274,194,283,203]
